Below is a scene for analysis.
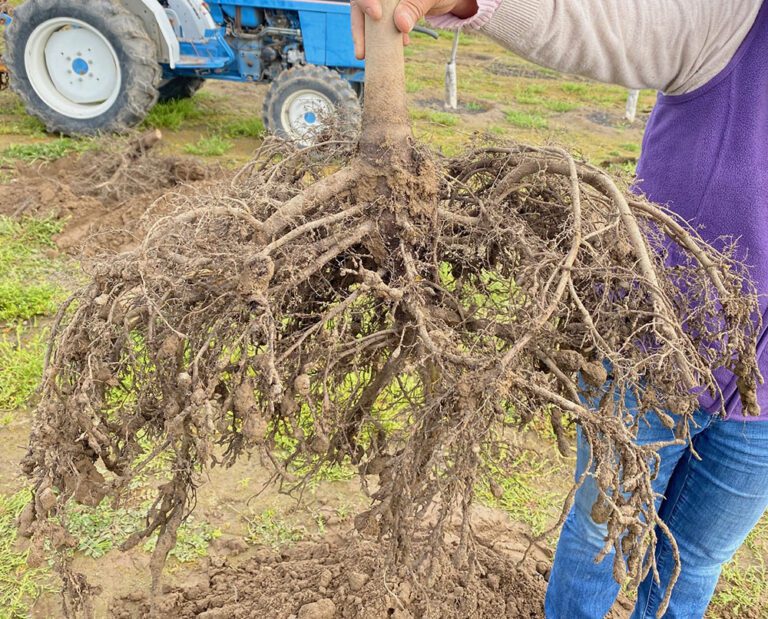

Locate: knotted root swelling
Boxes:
[22,133,760,617]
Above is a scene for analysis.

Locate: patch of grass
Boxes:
[710,514,768,617]
[0,217,65,426]
[561,82,589,96]
[184,134,233,157]
[543,99,578,113]
[144,97,207,130]
[220,116,265,139]
[465,101,485,112]
[0,327,46,421]
[711,563,768,617]
[0,115,47,137]
[67,499,220,563]
[410,109,460,127]
[0,489,52,617]
[405,78,422,94]
[144,518,221,563]
[504,109,548,130]
[0,279,60,325]
[0,139,88,165]
[66,501,144,559]
[477,450,563,537]
[620,142,641,153]
[246,508,306,548]
[515,85,546,106]
[0,217,64,324]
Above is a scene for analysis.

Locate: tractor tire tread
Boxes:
[5,0,161,135]
[263,64,360,142]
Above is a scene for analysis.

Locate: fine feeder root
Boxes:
[22,4,760,618]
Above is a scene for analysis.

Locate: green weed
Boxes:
[246,508,305,548]
[561,82,588,96]
[184,134,233,157]
[0,490,52,617]
[543,100,578,113]
[220,116,265,139]
[144,518,221,563]
[0,116,47,137]
[620,142,641,153]
[711,563,767,617]
[0,217,64,324]
[145,98,206,130]
[66,499,220,563]
[515,85,546,106]
[66,501,144,559]
[504,110,548,130]
[0,327,46,421]
[477,450,563,537]
[0,139,88,165]
[411,109,460,127]
[405,79,422,94]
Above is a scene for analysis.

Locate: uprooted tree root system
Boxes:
[20,6,760,618]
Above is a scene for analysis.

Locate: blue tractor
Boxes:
[1,0,396,141]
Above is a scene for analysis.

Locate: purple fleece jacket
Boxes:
[636,1,768,421]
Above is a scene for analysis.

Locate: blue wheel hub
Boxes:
[303,111,317,124]
[71,57,89,76]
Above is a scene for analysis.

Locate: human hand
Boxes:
[351,0,478,59]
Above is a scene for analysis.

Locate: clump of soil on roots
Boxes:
[0,130,211,253]
[19,6,761,618]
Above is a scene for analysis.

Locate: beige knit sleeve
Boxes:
[476,0,761,95]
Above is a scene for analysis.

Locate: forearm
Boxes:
[431,0,760,95]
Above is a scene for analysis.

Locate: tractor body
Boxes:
[0,0,367,140]
[167,0,364,85]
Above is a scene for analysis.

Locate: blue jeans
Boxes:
[545,408,768,618]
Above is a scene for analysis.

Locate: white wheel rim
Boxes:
[280,89,334,142]
[25,17,122,120]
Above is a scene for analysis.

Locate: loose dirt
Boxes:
[0,132,214,254]
[112,507,550,619]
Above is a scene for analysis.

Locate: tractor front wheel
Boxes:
[263,65,360,145]
[5,0,161,135]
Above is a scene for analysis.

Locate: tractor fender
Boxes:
[166,0,217,40]
[117,0,181,68]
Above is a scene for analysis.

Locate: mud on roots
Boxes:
[20,5,760,618]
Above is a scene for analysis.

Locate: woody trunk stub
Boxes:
[360,0,412,160]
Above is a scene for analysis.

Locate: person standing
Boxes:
[352,1,768,616]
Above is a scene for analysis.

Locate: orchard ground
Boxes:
[0,28,765,619]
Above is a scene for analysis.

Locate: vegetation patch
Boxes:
[144,98,208,131]
[504,109,548,129]
[245,508,306,548]
[0,489,52,618]
[0,328,47,422]
[0,139,89,166]
[66,499,220,564]
[0,217,64,324]
[184,134,233,157]
[220,116,265,139]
